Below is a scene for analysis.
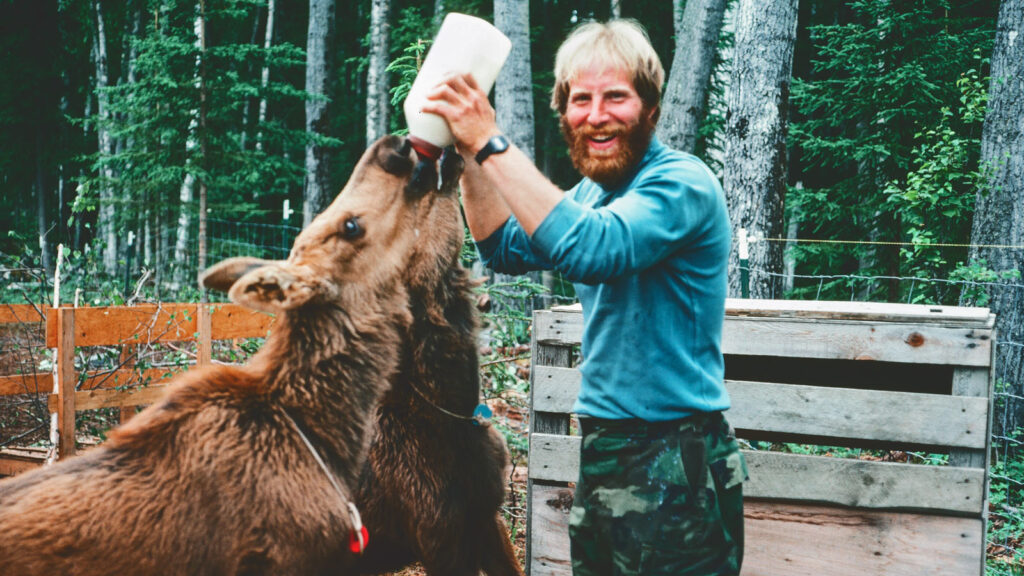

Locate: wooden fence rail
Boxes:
[527,299,995,576]
[0,303,274,475]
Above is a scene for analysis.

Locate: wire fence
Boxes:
[2,220,1023,570]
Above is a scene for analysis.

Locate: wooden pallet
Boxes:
[527,299,994,576]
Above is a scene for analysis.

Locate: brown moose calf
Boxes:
[0,136,451,576]
[352,150,524,576]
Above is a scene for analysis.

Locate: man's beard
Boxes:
[561,111,655,187]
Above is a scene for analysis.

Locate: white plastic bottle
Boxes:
[403,13,512,161]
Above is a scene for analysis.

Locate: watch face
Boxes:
[476,135,511,164]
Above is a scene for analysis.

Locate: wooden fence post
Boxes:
[55,307,76,459]
[197,304,212,366]
[526,310,574,576]
[119,343,137,424]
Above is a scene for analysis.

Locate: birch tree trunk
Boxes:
[433,0,445,29]
[255,0,276,152]
[366,0,391,145]
[659,0,727,153]
[969,0,1024,436]
[36,134,51,273]
[495,0,535,161]
[197,0,209,299]
[303,0,336,226]
[93,0,117,276]
[722,0,798,298]
[173,11,204,290]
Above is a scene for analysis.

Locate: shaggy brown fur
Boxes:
[0,136,448,576]
[353,151,525,576]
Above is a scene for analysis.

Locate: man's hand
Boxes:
[421,73,500,157]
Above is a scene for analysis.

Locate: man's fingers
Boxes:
[461,73,481,91]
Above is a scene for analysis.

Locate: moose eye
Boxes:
[341,217,364,240]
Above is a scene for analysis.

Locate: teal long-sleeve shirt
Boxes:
[475,138,732,421]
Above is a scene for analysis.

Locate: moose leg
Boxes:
[480,513,525,576]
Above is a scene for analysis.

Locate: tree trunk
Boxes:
[36,134,52,274]
[303,0,336,226]
[366,0,390,145]
[93,0,117,276]
[494,0,542,299]
[433,0,445,29]
[969,0,1024,437]
[659,0,727,153]
[722,0,798,299]
[256,0,276,152]
[197,0,208,300]
[173,11,204,290]
[610,0,621,18]
[494,0,535,161]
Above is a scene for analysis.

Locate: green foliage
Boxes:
[789,0,996,302]
[988,428,1024,574]
[880,58,987,303]
[80,0,310,216]
[952,261,1022,307]
[386,36,430,121]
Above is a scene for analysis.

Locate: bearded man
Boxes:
[424,19,746,576]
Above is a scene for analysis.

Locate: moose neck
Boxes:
[258,292,408,488]
[405,265,481,415]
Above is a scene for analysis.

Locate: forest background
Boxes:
[1,0,1023,572]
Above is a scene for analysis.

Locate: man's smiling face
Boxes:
[561,66,657,186]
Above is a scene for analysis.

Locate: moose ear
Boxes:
[227,262,331,314]
[200,257,271,293]
[439,147,464,196]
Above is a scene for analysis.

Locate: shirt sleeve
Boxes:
[475,215,554,275]
[529,157,720,284]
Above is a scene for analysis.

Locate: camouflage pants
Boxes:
[569,412,747,576]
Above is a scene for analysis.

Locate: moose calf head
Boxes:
[201,135,464,313]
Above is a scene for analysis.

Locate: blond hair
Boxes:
[550,19,665,118]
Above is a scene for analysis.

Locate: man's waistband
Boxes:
[578,411,723,437]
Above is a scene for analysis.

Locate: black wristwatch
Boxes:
[475,134,511,165]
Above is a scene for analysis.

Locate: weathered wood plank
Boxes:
[531,366,579,414]
[535,310,992,366]
[530,375,988,449]
[729,380,988,449]
[548,300,994,327]
[46,304,198,347]
[743,451,985,516]
[533,310,584,347]
[949,367,991,469]
[529,483,575,576]
[46,384,172,412]
[726,299,993,327]
[0,367,179,398]
[744,500,984,576]
[45,304,272,347]
[0,449,45,476]
[0,304,48,324]
[0,373,54,396]
[950,363,994,572]
[526,496,983,576]
[723,317,992,366]
[209,304,275,340]
[529,435,984,516]
[527,311,575,576]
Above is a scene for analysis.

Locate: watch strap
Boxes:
[475,135,511,165]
